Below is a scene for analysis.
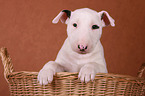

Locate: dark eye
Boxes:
[73,23,77,27]
[92,25,99,29]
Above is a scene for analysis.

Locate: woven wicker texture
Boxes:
[0,47,145,96]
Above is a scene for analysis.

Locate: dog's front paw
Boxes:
[37,68,55,85]
[78,65,96,83]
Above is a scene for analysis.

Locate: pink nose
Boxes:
[78,44,88,51]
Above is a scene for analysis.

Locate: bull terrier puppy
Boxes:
[38,8,115,85]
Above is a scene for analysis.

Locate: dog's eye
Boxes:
[73,23,77,27]
[92,25,99,29]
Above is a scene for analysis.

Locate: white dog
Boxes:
[38,8,115,85]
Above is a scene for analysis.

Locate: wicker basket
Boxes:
[0,47,145,96]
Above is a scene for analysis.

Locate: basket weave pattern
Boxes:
[0,47,145,96]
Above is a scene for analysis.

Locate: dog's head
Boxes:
[52,8,115,54]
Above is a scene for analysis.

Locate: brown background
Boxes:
[0,0,145,95]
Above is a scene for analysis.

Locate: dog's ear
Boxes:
[99,11,115,27]
[52,10,71,24]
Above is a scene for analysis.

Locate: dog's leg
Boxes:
[78,62,107,83]
[37,61,64,85]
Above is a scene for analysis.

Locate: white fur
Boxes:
[38,8,115,85]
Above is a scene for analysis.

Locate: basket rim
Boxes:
[7,71,145,81]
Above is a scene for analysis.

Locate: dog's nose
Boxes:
[78,45,87,51]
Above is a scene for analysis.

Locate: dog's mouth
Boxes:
[80,51,87,54]
[73,49,88,54]
[71,43,93,54]
[77,50,88,54]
